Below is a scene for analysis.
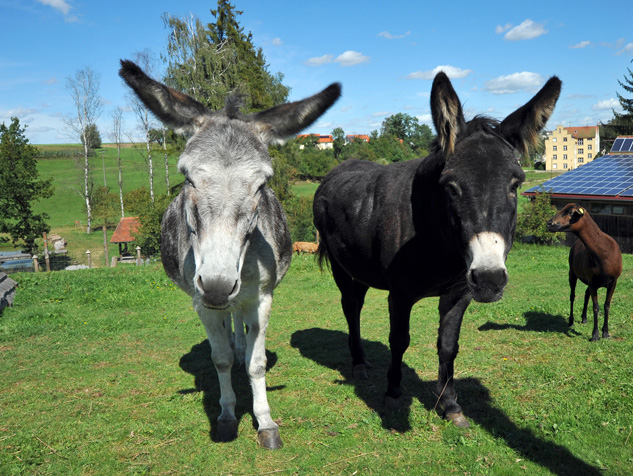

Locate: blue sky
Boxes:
[1,0,632,144]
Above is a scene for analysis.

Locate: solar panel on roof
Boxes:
[524,154,633,197]
[612,138,624,152]
[623,138,633,152]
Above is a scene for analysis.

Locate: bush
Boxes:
[516,190,565,244]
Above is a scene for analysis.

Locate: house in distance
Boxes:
[524,136,633,251]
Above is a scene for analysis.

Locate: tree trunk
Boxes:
[83,139,92,233]
[118,143,124,217]
[163,128,170,196]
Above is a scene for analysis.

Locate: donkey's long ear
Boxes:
[430,72,467,156]
[119,60,210,136]
[244,83,341,145]
[499,76,562,156]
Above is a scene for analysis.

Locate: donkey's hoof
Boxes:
[216,420,238,442]
[446,412,470,428]
[384,394,410,410]
[258,428,283,450]
[352,364,368,380]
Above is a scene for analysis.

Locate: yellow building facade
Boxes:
[543,125,600,171]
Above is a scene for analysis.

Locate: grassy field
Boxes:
[1,244,632,475]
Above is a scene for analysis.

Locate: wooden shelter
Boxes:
[110,217,140,259]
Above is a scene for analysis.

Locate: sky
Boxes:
[1,0,633,144]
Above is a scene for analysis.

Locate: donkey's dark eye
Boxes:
[446,182,462,199]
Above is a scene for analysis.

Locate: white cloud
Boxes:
[305,54,334,66]
[484,72,544,94]
[37,0,71,16]
[272,38,283,46]
[405,65,472,80]
[305,51,370,67]
[372,111,391,117]
[592,98,621,111]
[378,31,410,40]
[570,40,590,49]
[503,19,547,41]
[334,51,370,66]
[495,23,513,34]
[617,43,633,55]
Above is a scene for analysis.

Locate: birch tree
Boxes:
[127,49,158,202]
[108,106,125,217]
[65,66,102,233]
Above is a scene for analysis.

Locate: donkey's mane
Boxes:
[225,94,246,120]
[430,115,503,155]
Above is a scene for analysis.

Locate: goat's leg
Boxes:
[243,293,282,449]
[568,271,578,326]
[580,287,590,324]
[197,307,238,441]
[589,289,600,342]
[602,280,617,339]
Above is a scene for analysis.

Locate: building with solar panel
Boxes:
[523,135,633,251]
[542,125,600,171]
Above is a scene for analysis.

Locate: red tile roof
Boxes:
[110,217,140,243]
[564,126,598,140]
[296,134,334,143]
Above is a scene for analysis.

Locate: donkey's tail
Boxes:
[316,241,330,271]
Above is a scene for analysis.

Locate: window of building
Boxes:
[553,163,557,169]
[563,145,567,151]
[564,137,568,142]
[588,153,592,159]
[578,139,584,145]
[553,154,557,160]
[563,163,568,169]
[579,158,584,163]
[578,148,584,154]
[553,137,557,142]
[588,144,592,150]
[553,146,557,151]
[564,154,568,159]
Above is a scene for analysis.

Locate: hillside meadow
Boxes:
[1,245,632,475]
[0,144,562,270]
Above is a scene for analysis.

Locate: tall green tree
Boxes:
[162,1,289,112]
[0,118,54,253]
[332,127,345,160]
[380,112,434,156]
[601,59,633,151]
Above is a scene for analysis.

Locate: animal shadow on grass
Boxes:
[478,311,582,337]
[178,340,283,442]
[291,327,601,476]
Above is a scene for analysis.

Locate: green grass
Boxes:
[1,244,632,475]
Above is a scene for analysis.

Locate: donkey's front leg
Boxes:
[197,307,238,442]
[243,293,282,449]
[437,292,471,428]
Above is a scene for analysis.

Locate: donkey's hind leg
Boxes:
[602,280,617,339]
[330,258,370,379]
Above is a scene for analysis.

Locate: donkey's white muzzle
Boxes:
[466,232,508,303]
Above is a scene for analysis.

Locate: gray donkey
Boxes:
[119,60,340,449]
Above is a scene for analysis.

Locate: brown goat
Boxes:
[547,203,622,341]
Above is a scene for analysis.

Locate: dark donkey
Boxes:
[120,60,340,448]
[314,72,561,427]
